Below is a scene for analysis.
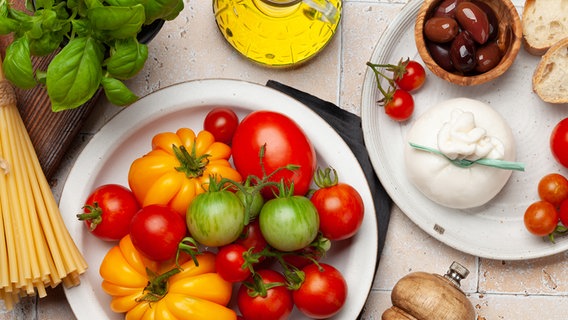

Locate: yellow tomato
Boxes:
[99,235,236,320]
[128,128,242,217]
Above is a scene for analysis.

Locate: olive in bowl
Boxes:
[415,0,522,86]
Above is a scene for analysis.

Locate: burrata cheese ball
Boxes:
[404,98,516,209]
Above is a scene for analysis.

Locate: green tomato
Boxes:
[186,190,245,247]
[259,195,320,252]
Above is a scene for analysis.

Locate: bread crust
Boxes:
[532,37,568,104]
[522,0,568,56]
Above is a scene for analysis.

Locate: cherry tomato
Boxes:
[260,194,320,252]
[394,60,426,92]
[311,168,364,240]
[293,263,348,319]
[384,89,414,121]
[216,243,251,283]
[77,184,140,241]
[551,118,568,168]
[129,204,187,261]
[524,200,559,237]
[237,269,293,320]
[186,186,245,247]
[231,110,316,197]
[236,220,268,255]
[203,107,239,145]
[283,245,324,270]
[559,199,568,227]
[538,173,568,207]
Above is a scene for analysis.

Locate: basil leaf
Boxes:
[101,76,138,106]
[144,0,181,24]
[47,36,104,111]
[105,0,143,6]
[0,16,18,34]
[162,0,183,21]
[29,33,63,56]
[29,0,55,11]
[88,4,145,39]
[3,37,36,89]
[1,0,9,16]
[105,37,148,79]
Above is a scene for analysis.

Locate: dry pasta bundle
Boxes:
[0,61,87,310]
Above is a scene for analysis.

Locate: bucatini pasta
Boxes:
[0,61,87,310]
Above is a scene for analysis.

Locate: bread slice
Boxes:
[533,37,568,103]
[522,0,568,56]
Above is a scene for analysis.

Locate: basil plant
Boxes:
[0,0,183,111]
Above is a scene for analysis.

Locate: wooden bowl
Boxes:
[415,0,522,86]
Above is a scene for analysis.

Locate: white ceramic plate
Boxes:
[361,0,568,260]
[59,79,377,319]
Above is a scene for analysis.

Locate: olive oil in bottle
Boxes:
[213,0,342,67]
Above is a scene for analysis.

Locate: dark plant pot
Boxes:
[139,19,165,44]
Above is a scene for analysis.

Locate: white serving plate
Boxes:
[361,0,568,261]
[59,79,378,319]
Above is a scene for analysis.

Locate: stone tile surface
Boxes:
[2,0,563,319]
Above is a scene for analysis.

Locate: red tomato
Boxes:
[203,107,239,145]
[394,60,426,92]
[311,169,364,240]
[293,263,348,319]
[524,200,559,237]
[551,118,568,168]
[231,111,316,197]
[77,184,140,241]
[282,245,324,270]
[236,220,268,254]
[216,243,251,283]
[129,204,187,261]
[237,269,293,320]
[560,199,568,227]
[538,173,568,207]
[384,89,414,121]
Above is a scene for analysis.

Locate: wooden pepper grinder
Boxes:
[382,261,476,320]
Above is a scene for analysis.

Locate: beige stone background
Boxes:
[2,0,568,319]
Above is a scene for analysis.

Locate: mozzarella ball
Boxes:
[404,98,516,209]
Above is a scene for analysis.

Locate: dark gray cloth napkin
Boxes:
[266,81,392,315]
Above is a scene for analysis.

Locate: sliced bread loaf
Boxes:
[522,0,568,56]
[533,37,568,103]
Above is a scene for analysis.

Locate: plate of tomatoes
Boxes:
[361,0,568,260]
[59,79,378,319]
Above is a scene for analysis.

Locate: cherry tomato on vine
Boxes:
[186,177,246,247]
[283,244,324,270]
[551,118,568,169]
[394,60,426,92]
[385,89,414,121]
[293,263,348,319]
[311,167,364,240]
[203,107,239,145]
[216,243,252,283]
[237,269,293,320]
[524,200,559,237]
[236,219,268,255]
[538,173,568,207]
[259,193,320,252]
[129,204,187,261]
[77,184,140,241]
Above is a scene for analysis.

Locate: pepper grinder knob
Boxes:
[444,261,470,288]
